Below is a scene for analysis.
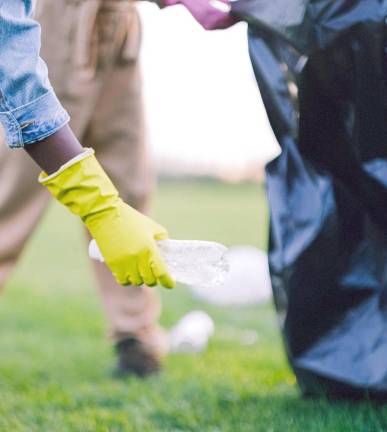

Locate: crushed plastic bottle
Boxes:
[89,239,229,288]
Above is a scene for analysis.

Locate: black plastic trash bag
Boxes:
[232,0,387,399]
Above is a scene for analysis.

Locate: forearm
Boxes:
[24,125,83,174]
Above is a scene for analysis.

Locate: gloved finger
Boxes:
[150,249,176,289]
[154,229,168,241]
[204,5,238,30]
[213,16,239,30]
[145,217,169,241]
[115,272,129,286]
[127,259,143,286]
[209,0,231,12]
[109,264,129,286]
[122,277,133,287]
[138,252,157,287]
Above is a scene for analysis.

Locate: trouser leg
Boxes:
[38,0,165,352]
[79,4,165,351]
[0,0,101,291]
[0,0,87,291]
[0,142,50,289]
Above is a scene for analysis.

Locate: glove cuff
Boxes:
[39,148,120,221]
[39,148,94,184]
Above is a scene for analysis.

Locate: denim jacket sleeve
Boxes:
[0,0,69,148]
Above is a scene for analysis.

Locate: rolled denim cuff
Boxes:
[0,90,70,148]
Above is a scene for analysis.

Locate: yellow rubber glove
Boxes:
[39,148,175,289]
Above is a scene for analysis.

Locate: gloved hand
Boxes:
[39,148,175,289]
[164,0,238,30]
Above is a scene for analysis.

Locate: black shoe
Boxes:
[114,337,161,378]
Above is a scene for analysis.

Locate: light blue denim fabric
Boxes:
[0,0,69,148]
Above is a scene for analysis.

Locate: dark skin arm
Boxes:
[24,125,83,174]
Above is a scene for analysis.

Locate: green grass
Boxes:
[1,179,386,431]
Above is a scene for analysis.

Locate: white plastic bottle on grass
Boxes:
[169,310,215,353]
[89,239,229,288]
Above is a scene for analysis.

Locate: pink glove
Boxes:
[164,0,238,30]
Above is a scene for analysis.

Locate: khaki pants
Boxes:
[0,0,165,352]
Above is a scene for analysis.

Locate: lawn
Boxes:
[0,179,386,431]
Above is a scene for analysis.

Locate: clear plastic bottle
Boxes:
[89,239,229,288]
